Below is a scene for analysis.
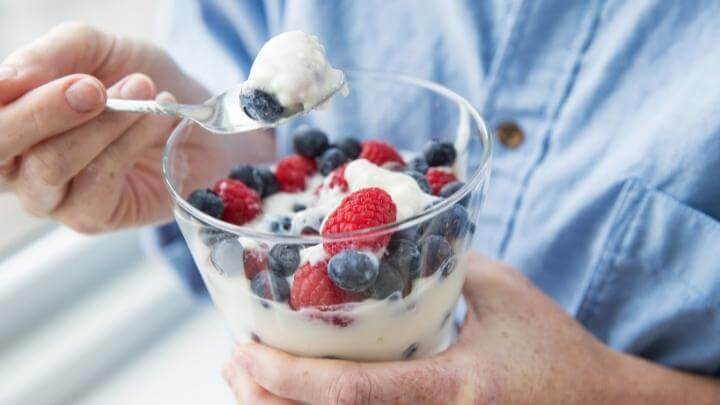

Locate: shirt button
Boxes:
[496,121,525,149]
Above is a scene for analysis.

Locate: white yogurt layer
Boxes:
[177,211,465,361]
[344,159,438,221]
[247,31,346,110]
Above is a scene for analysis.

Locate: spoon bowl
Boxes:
[105,77,346,134]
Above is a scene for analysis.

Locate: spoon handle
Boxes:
[106,99,213,121]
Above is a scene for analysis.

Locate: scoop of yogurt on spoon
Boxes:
[240,31,348,123]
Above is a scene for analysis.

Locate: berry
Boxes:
[269,216,292,233]
[359,140,404,167]
[322,188,397,256]
[368,262,404,300]
[328,164,349,191]
[240,88,284,123]
[423,141,456,167]
[439,181,469,206]
[292,203,307,212]
[419,235,453,277]
[293,128,329,158]
[406,171,432,194]
[210,238,244,277]
[390,225,423,244]
[384,238,421,279]
[290,261,357,309]
[318,147,349,176]
[275,155,317,192]
[251,271,290,302]
[199,228,234,247]
[187,189,224,218]
[328,250,379,292]
[425,167,458,195]
[333,137,362,159]
[213,179,262,225]
[268,244,301,277]
[229,164,264,196]
[257,168,280,197]
[243,246,268,280]
[426,204,471,240]
[407,157,429,174]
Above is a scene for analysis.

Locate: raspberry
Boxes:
[290,261,357,309]
[328,164,349,192]
[425,167,458,195]
[275,155,317,192]
[359,140,404,167]
[322,188,397,255]
[243,247,268,280]
[213,179,262,225]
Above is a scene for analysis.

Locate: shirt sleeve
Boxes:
[146,0,273,297]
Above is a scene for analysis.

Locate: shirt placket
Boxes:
[474,0,603,258]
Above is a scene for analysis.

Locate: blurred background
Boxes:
[0,1,234,404]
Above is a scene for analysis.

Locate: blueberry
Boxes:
[269,216,292,234]
[407,157,429,174]
[369,262,405,300]
[405,170,432,194]
[384,239,421,280]
[229,164,264,196]
[426,204,471,240]
[257,168,280,197]
[333,137,362,159]
[439,181,469,206]
[187,188,224,218]
[210,238,245,277]
[419,235,453,277]
[240,88,284,123]
[293,128,329,158]
[328,250,379,292]
[390,225,423,244]
[268,244,301,277]
[423,141,456,167]
[199,227,234,247]
[292,203,307,212]
[251,271,290,302]
[402,343,419,359]
[318,147,349,176]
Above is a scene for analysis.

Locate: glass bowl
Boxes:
[162,71,492,361]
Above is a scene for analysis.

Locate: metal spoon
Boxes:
[105,78,346,134]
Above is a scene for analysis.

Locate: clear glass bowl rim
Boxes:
[162,70,493,244]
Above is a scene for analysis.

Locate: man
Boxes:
[0,0,718,403]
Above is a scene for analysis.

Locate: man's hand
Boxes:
[223,252,720,404]
[0,22,274,232]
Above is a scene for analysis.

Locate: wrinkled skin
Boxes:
[0,22,274,232]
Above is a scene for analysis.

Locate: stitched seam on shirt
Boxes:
[576,179,644,323]
[497,0,606,259]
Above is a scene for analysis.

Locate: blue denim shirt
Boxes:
[152,0,720,375]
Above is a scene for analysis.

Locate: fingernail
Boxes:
[0,65,17,79]
[65,78,103,112]
[155,91,175,103]
[120,75,153,99]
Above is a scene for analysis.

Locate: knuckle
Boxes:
[327,368,373,405]
[65,218,101,234]
[24,148,67,187]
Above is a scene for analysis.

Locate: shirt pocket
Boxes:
[577,178,720,375]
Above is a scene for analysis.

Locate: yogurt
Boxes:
[246,31,347,111]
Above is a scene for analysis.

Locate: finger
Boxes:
[53,92,178,232]
[0,22,112,104]
[0,74,106,162]
[223,361,294,405]
[12,74,154,217]
[19,73,155,189]
[235,343,460,404]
